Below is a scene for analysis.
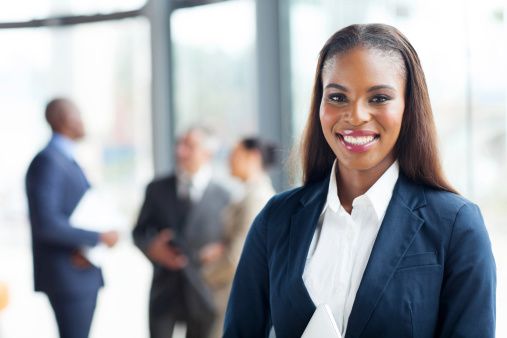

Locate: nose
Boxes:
[343,101,371,126]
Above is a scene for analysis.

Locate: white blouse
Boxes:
[302,160,399,336]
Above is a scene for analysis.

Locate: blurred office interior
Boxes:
[0,0,506,336]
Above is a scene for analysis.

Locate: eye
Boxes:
[370,95,390,103]
[328,93,348,103]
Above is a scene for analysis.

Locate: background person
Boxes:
[223,24,496,337]
[25,98,119,338]
[133,126,230,338]
[0,280,7,323]
[201,137,277,338]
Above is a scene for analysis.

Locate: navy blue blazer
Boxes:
[26,143,103,296]
[224,172,496,337]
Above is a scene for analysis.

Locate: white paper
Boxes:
[70,188,128,266]
[301,304,343,338]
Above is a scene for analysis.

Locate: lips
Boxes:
[337,130,379,153]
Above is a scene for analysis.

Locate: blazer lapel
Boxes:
[346,173,426,338]
[160,177,181,229]
[49,144,90,192]
[287,179,329,321]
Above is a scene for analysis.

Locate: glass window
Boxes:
[0,0,146,22]
[0,17,152,211]
[171,0,256,147]
[0,17,152,337]
[0,1,52,21]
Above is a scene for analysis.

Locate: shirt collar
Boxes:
[192,163,212,192]
[326,160,341,214]
[178,164,212,191]
[363,160,399,221]
[323,159,400,221]
[50,132,76,160]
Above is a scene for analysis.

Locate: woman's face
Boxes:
[229,142,249,181]
[319,46,406,174]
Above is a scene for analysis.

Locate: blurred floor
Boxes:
[0,212,506,337]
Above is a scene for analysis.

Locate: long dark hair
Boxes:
[299,23,457,194]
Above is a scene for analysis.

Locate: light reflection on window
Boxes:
[0,18,152,238]
[171,0,256,145]
[0,16,152,338]
[0,0,146,22]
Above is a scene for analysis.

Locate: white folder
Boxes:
[301,304,343,338]
[70,188,128,266]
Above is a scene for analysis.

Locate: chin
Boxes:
[337,152,390,172]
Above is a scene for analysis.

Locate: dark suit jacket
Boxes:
[224,172,496,338]
[25,142,103,296]
[133,175,230,318]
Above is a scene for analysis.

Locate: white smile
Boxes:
[342,135,376,145]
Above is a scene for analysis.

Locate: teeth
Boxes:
[343,135,375,145]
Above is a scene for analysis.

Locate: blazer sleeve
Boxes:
[26,155,99,249]
[223,197,274,338]
[436,202,496,337]
[132,182,159,254]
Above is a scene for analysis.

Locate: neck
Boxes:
[336,158,395,214]
[54,129,77,141]
[242,165,264,182]
[182,162,209,177]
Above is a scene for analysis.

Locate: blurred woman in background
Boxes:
[201,137,277,338]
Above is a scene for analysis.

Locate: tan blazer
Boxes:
[203,174,275,337]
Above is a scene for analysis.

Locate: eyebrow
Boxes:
[324,84,348,92]
[323,83,397,92]
[367,84,396,92]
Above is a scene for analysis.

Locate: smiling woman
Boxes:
[223,24,496,338]
[319,47,405,212]
[303,25,456,196]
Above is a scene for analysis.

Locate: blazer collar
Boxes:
[286,171,427,335]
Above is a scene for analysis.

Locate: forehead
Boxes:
[181,130,204,146]
[322,47,406,89]
[234,142,247,153]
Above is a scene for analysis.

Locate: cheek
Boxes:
[176,146,185,158]
[196,151,207,162]
[377,105,404,137]
[319,103,338,130]
[239,153,248,168]
[231,154,241,170]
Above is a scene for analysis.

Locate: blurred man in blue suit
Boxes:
[26,98,119,338]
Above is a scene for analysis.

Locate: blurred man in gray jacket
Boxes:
[133,126,230,338]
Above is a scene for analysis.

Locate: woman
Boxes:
[201,137,277,338]
[223,24,496,337]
